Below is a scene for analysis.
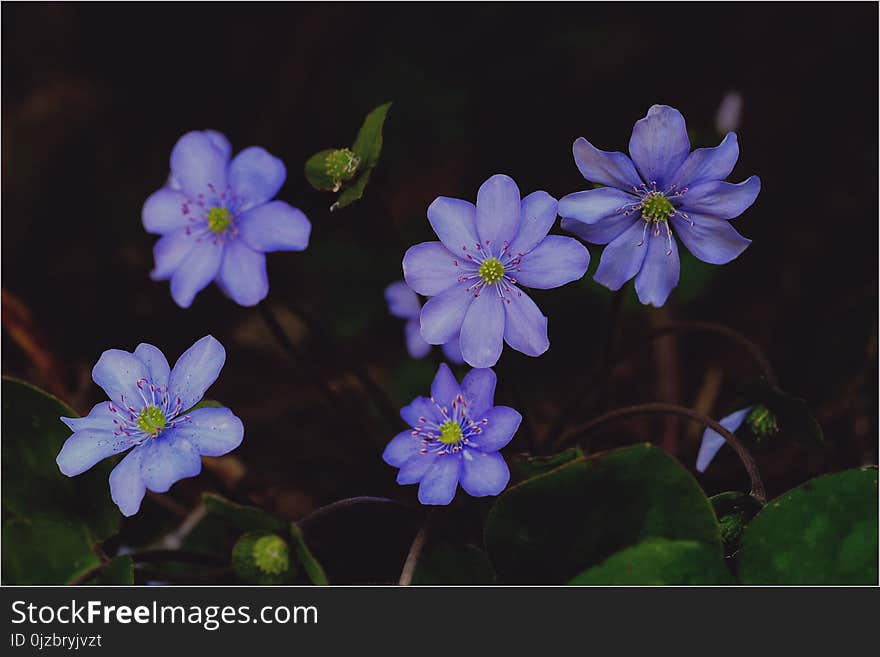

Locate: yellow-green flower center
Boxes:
[206,206,232,233]
[136,404,167,435]
[253,535,290,576]
[641,193,674,223]
[478,257,505,284]
[438,420,463,445]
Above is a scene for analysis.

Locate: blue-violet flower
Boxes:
[403,174,589,367]
[56,335,244,516]
[695,406,753,473]
[559,105,760,307]
[383,363,521,505]
[384,280,463,363]
[143,130,311,308]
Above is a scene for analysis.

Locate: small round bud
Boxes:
[324,148,360,192]
[746,404,778,442]
[232,532,295,584]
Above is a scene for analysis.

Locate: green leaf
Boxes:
[304,149,340,192]
[569,538,735,585]
[412,543,496,585]
[351,102,392,170]
[738,468,878,584]
[485,444,722,583]
[85,555,134,585]
[511,447,584,479]
[304,102,392,210]
[290,523,330,585]
[330,168,372,211]
[185,398,225,413]
[1,377,121,584]
[202,493,287,533]
[2,517,101,585]
[710,491,764,557]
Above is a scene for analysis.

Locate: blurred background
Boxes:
[2,3,877,581]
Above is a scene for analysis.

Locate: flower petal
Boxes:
[170,131,228,199]
[669,132,739,189]
[169,238,223,308]
[441,336,464,364]
[385,281,422,319]
[672,213,751,265]
[515,235,589,289]
[403,242,465,297]
[134,343,170,389]
[383,430,423,467]
[110,446,147,517]
[217,240,268,307]
[594,218,650,290]
[139,433,202,493]
[508,191,558,256]
[696,406,753,473]
[572,137,643,190]
[460,290,505,368]
[634,227,680,307]
[561,214,639,246]
[60,401,116,433]
[142,188,190,235]
[430,363,461,409]
[427,196,480,254]
[680,176,761,220]
[228,146,286,210]
[460,450,510,497]
[238,201,311,253]
[418,454,461,505]
[474,406,521,452]
[150,227,198,281]
[475,174,521,250]
[419,282,474,345]
[57,429,132,477]
[168,335,226,412]
[172,407,243,457]
[460,368,496,419]
[397,451,436,484]
[405,318,432,359]
[628,105,691,188]
[558,187,637,225]
[92,349,150,406]
[204,130,231,161]
[401,396,441,427]
[502,288,549,357]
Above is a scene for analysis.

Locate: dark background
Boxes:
[3,3,877,582]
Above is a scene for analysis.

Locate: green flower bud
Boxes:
[746,404,778,443]
[232,532,295,584]
[324,148,360,192]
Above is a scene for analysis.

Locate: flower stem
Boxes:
[398,522,430,586]
[554,402,766,502]
[296,496,410,532]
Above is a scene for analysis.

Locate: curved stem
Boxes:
[296,496,410,532]
[398,523,429,586]
[642,321,777,386]
[555,402,766,502]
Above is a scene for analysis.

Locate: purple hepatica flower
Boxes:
[143,130,311,308]
[384,280,463,363]
[695,406,753,473]
[403,174,590,368]
[383,364,521,505]
[559,105,761,307]
[56,335,243,517]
